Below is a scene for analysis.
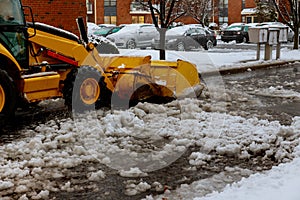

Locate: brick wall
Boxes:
[228,0,242,24]
[117,1,132,24]
[22,0,87,36]
[245,0,256,8]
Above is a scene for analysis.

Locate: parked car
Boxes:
[152,25,217,51]
[87,22,102,36]
[221,23,256,43]
[106,24,159,49]
[93,26,122,37]
[98,24,116,28]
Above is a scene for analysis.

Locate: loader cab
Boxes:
[0,0,28,67]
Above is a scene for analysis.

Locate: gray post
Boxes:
[264,44,272,60]
[256,44,260,60]
[276,43,281,59]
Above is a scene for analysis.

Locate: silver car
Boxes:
[107,24,159,49]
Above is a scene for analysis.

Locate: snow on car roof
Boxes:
[167,25,194,36]
[226,26,242,31]
[116,23,154,31]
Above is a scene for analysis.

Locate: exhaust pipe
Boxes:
[76,16,88,44]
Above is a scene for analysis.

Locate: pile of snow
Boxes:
[146,116,300,200]
[194,157,300,200]
[0,98,300,199]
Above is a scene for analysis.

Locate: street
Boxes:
[0,58,299,199]
[215,40,296,51]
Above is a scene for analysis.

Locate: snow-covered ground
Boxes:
[0,45,299,199]
[118,45,300,73]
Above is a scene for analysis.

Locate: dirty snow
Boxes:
[1,99,300,199]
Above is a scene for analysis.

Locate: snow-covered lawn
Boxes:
[0,46,299,199]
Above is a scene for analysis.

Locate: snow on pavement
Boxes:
[0,98,300,199]
[194,157,300,200]
[145,116,300,200]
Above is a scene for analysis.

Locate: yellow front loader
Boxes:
[0,0,203,122]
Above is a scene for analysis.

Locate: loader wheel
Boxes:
[63,66,111,113]
[0,70,17,122]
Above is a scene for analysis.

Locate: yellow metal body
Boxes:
[99,55,201,101]
[21,73,60,102]
[20,27,114,102]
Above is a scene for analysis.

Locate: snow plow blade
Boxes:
[99,55,203,105]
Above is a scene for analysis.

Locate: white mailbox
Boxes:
[268,27,279,45]
[249,22,288,61]
[248,27,268,43]
[278,26,288,42]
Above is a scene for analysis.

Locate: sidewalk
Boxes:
[119,47,300,75]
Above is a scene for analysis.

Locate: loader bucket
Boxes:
[97,55,203,107]
[148,59,203,98]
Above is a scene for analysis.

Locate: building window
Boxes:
[218,0,228,24]
[87,2,93,14]
[242,0,245,9]
[130,1,148,11]
[104,0,117,6]
[104,16,117,24]
[131,16,145,24]
[104,0,117,24]
[246,16,252,23]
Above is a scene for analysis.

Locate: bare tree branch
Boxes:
[272,0,299,49]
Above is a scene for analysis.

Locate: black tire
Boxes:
[204,40,213,50]
[0,69,17,123]
[177,41,185,51]
[126,39,136,49]
[63,66,112,113]
[95,42,119,54]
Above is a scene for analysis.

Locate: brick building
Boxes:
[87,0,260,27]
[22,0,87,36]
[211,0,258,26]
[21,0,280,34]
[87,0,198,25]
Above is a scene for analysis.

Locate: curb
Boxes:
[200,60,300,77]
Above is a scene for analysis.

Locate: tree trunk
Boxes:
[158,28,167,60]
[293,27,299,49]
